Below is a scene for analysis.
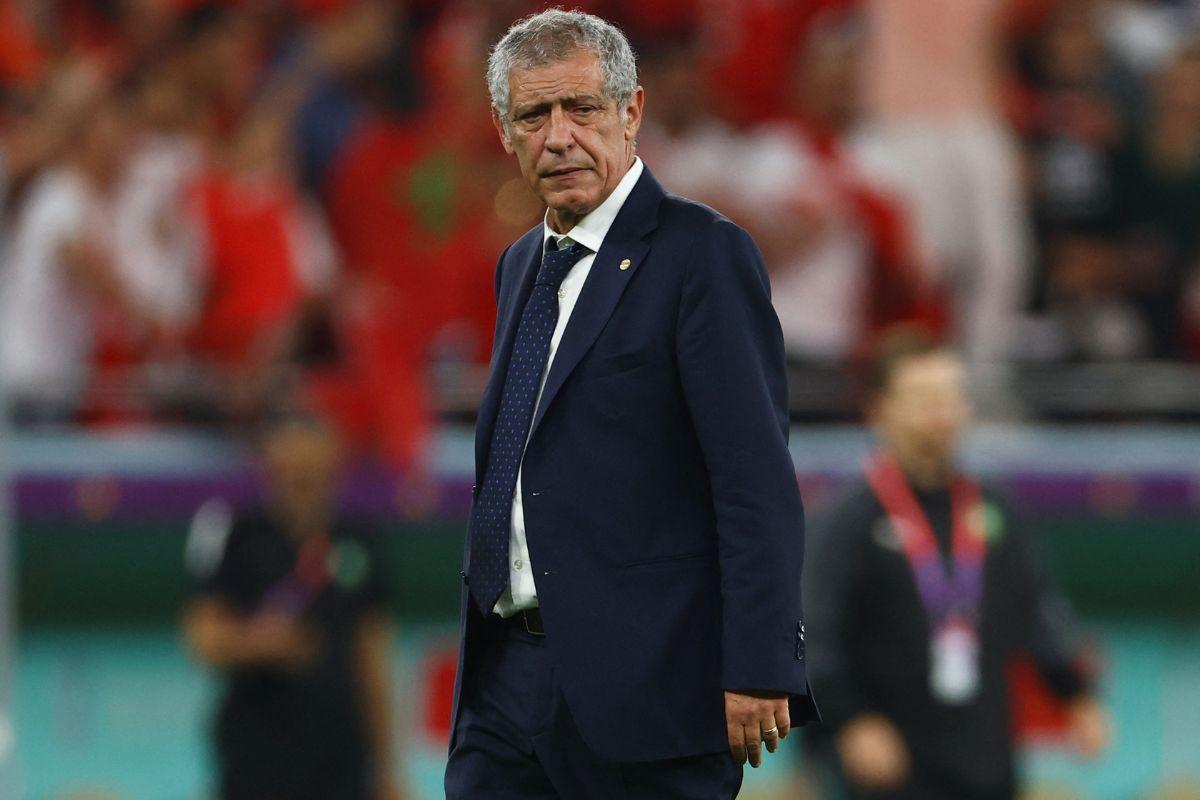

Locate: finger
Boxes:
[762,722,779,753]
[776,701,792,739]
[727,722,747,765]
[745,725,763,768]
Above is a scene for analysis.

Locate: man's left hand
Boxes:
[724,690,789,767]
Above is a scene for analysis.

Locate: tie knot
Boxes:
[536,241,589,289]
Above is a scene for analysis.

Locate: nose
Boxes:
[544,105,574,154]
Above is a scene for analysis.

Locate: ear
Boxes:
[623,86,645,142]
[492,107,515,155]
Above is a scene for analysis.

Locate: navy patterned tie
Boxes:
[468,239,589,614]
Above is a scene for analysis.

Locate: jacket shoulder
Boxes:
[496,224,541,292]
[502,225,541,265]
[657,191,746,240]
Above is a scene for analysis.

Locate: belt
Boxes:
[504,607,545,637]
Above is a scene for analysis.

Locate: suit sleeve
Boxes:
[803,500,874,729]
[675,217,811,698]
[1004,506,1092,700]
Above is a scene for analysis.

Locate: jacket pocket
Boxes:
[583,351,662,382]
[620,549,715,570]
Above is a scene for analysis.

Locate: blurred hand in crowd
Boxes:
[2,55,105,183]
[836,713,911,791]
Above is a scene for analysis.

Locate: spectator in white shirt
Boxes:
[0,96,138,423]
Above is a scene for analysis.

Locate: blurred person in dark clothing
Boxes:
[1113,39,1200,359]
[1016,1,1149,362]
[802,336,1109,800]
[183,415,403,800]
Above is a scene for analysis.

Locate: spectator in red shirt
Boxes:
[319,2,540,477]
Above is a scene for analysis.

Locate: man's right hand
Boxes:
[836,713,910,791]
[246,612,320,669]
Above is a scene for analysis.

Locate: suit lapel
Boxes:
[528,168,665,438]
[474,229,542,486]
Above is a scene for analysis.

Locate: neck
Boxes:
[886,447,952,492]
[548,206,584,234]
[275,505,331,542]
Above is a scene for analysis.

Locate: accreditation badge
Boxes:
[929,615,980,704]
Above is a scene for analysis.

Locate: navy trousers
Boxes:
[445,613,743,799]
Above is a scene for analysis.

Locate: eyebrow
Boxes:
[510,94,607,118]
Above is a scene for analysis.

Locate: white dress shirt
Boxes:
[494,157,645,617]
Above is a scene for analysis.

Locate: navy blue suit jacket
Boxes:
[452,165,819,762]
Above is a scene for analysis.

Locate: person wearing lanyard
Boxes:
[183,414,404,800]
[801,335,1110,799]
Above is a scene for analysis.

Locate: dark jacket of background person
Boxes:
[190,506,389,800]
[452,166,819,763]
[804,479,1090,799]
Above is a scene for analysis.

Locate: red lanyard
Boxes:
[260,532,332,615]
[865,452,986,624]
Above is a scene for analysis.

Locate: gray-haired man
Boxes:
[445,10,818,798]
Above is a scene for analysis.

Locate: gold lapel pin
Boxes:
[619,258,632,271]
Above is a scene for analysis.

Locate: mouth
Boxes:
[543,166,589,179]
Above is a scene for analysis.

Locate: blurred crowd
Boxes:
[3,0,1200,465]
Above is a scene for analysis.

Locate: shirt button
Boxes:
[557,288,566,299]
[514,559,523,570]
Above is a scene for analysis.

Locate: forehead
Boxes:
[508,50,606,108]
[889,353,965,394]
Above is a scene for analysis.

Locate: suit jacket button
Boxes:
[460,570,469,585]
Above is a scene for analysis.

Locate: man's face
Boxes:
[265,425,340,524]
[876,353,971,470]
[493,50,643,228]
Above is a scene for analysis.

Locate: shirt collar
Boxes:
[542,157,644,253]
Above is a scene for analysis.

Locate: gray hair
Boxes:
[487,9,638,128]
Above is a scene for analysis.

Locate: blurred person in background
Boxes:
[0,41,103,419]
[639,13,942,369]
[741,10,941,366]
[635,35,744,210]
[183,413,403,800]
[185,3,344,425]
[111,47,208,364]
[320,0,535,483]
[801,334,1110,799]
[1017,0,1147,361]
[853,0,1031,406]
[0,90,143,423]
[1112,37,1200,359]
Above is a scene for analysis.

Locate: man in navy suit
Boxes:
[445,10,819,798]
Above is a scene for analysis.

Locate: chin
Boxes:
[543,188,599,217]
